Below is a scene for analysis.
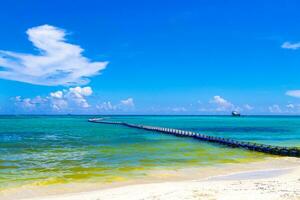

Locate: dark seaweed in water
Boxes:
[188,127,290,133]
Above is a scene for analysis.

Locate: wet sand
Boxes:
[1,157,300,200]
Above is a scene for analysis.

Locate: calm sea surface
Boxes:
[1,115,300,189]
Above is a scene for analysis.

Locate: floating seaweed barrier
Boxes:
[88,118,300,158]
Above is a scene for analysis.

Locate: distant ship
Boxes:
[231,111,241,117]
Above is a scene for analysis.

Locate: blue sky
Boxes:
[0,0,300,114]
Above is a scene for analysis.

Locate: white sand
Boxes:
[2,157,300,200]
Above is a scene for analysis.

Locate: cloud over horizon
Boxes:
[268,104,282,113]
[96,98,135,112]
[0,25,108,86]
[14,86,93,112]
[209,95,234,111]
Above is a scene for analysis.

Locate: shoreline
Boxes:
[1,157,300,200]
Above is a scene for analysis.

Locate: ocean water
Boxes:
[0,115,300,190]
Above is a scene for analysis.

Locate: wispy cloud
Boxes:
[268,104,282,113]
[14,95,47,110]
[281,41,300,50]
[96,97,135,112]
[286,90,300,98]
[244,104,254,110]
[120,98,134,107]
[286,103,295,109]
[96,101,117,111]
[285,103,300,112]
[0,25,108,86]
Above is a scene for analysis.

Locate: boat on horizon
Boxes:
[231,111,241,117]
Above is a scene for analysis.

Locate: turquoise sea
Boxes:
[1,115,300,190]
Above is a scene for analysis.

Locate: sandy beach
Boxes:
[2,157,300,200]
[2,0,300,199]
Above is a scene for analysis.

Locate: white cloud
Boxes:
[286,90,300,98]
[286,104,295,109]
[21,99,36,109]
[49,90,68,110]
[14,97,35,109]
[69,86,93,96]
[0,25,108,86]
[65,86,93,108]
[50,91,63,99]
[96,101,117,111]
[14,95,48,109]
[244,104,254,110]
[286,104,300,112]
[61,86,93,109]
[281,42,300,50]
[96,98,135,112]
[14,90,136,113]
[120,98,134,107]
[210,95,234,111]
[268,104,282,113]
[14,86,93,111]
[50,97,68,110]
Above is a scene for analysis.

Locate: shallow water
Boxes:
[0,115,299,190]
